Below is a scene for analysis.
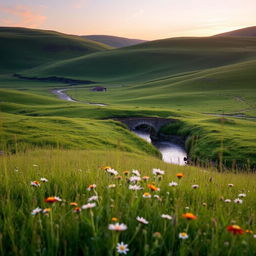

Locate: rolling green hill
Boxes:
[81,35,147,48]
[22,36,256,83]
[0,27,110,73]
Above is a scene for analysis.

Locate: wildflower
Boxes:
[123,171,129,176]
[179,232,189,239]
[227,225,243,235]
[161,214,172,220]
[70,202,78,206]
[106,168,118,176]
[31,207,42,215]
[234,198,243,204]
[33,164,38,167]
[40,177,48,183]
[116,242,129,254]
[142,176,150,181]
[81,203,96,209]
[129,176,141,183]
[182,213,197,220]
[42,208,51,214]
[136,216,149,224]
[192,184,199,189]
[108,184,116,189]
[185,206,190,210]
[153,195,161,201]
[87,184,96,191]
[112,217,118,222]
[224,199,231,203]
[176,173,184,179]
[153,232,162,238]
[253,235,256,239]
[88,196,98,202]
[73,207,81,213]
[31,181,40,187]
[101,166,111,170]
[44,196,62,203]
[115,176,122,180]
[228,184,234,187]
[202,203,207,207]
[108,223,127,231]
[129,185,143,190]
[238,193,246,198]
[132,169,141,176]
[143,192,151,198]
[147,184,160,191]
[245,229,253,234]
[169,181,178,187]
[152,168,165,176]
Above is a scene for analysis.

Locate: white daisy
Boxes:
[152,168,165,176]
[81,203,96,209]
[228,184,234,187]
[129,185,143,190]
[224,199,231,203]
[169,181,178,187]
[106,168,119,176]
[132,169,141,176]
[238,193,246,198]
[31,207,42,215]
[108,223,127,231]
[129,176,141,183]
[88,196,98,202]
[136,216,149,224]
[234,198,243,204]
[192,184,199,189]
[108,184,116,188]
[161,214,172,220]
[142,192,151,198]
[116,242,129,255]
[40,177,48,183]
[179,232,189,239]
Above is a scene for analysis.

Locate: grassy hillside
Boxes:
[215,26,256,37]
[82,35,147,48]
[1,149,256,256]
[22,37,256,82]
[0,27,110,73]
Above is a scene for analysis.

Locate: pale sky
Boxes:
[0,0,255,40]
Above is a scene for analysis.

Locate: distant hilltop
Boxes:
[214,26,256,37]
[81,35,147,48]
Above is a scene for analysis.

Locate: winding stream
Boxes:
[133,130,187,165]
[52,88,188,165]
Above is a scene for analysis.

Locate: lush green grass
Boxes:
[1,149,256,256]
[1,27,256,169]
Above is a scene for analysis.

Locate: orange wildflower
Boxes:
[182,213,197,220]
[123,171,129,176]
[73,207,81,213]
[115,175,122,180]
[44,197,60,203]
[176,173,184,179]
[70,202,78,206]
[147,184,160,191]
[112,217,118,222]
[245,229,253,234]
[101,166,111,170]
[142,176,150,181]
[227,225,243,235]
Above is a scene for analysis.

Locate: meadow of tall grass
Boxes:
[1,149,256,256]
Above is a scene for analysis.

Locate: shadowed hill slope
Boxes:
[81,35,147,48]
[214,26,256,37]
[0,27,110,73]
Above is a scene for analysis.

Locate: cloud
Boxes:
[0,5,46,28]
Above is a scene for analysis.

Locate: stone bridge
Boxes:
[114,117,177,133]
